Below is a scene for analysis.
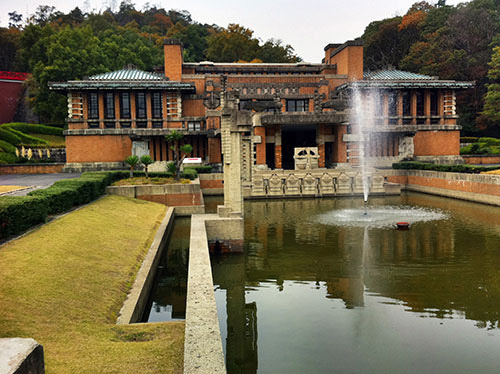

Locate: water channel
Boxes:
[143,193,500,373]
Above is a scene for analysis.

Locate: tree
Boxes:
[482,46,500,124]
[140,154,153,179]
[165,130,192,180]
[125,155,139,177]
[8,12,23,29]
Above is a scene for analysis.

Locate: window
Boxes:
[152,92,162,119]
[286,99,308,112]
[104,93,115,119]
[88,92,99,119]
[430,91,438,116]
[120,92,130,119]
[136,92,147,119]
[188,121,201,131]
[416,92,424,116]
[402,91,411,116]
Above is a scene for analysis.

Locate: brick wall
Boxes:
[0,163,65,174]
[413,130,460,156]
[66,135,132,163]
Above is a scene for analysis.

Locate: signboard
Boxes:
[183,157,202,164]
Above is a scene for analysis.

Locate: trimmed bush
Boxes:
[8,128,47,145]
[0,196,48,238]
[0,152,18,164]
[0,140,16,153]
[180,168,197,180]
[3,123,63,136]
[28,187,78,215]
[392,161,499,174]
[477,137,500,146]
[185,165,213,174]
[0,128,21,145]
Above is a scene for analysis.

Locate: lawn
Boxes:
[0,185,29,194]
[31,134,66,147]
[0,195,184,374]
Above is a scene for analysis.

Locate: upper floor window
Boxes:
[120,92,131,119]
[402,91,411,116]
[430,91,438,116]
[416,91,424,116]
[152,92,163,119]
[286,99,309,112]
[188,121,201,131]
[136,92,147,119]
[88,92,99,119]
[104,92,115,119]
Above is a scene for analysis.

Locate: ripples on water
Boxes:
[314,206,449,228]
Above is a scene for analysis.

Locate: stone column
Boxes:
[275,126,282,169]
[410,91,417,125]
[424,89,431,125]
[254,125,266,165]
[397,92,403,126]
[98,92,104,129]
[114,93,120,128]
[146,92,152,128]
[317,124,325,168]
[383,93,389,126]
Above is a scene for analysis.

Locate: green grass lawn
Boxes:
[0,195,184,374]
[30,134,65,147]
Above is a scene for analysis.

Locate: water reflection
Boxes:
[212,193,500,373]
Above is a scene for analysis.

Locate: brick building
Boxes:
[50,39,473,172]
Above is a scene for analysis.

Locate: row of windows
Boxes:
[87,92,165,120]
[238,99,310,112]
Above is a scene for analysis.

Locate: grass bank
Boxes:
[0,195,184,373]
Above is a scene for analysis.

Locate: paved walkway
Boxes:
[0,173,81,196]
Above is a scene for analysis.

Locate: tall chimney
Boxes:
[163,39,183,81]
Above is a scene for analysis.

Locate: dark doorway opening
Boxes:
[266,143,275,170]
[281,125,316,170]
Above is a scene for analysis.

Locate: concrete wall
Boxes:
[199,173,224,195]
[106,179,205,215]
[0,338,44,374]
[387,169,500,206]
[0,163,64,175]
[117,208,175,324]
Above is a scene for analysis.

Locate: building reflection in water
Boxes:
[212,196,500,373]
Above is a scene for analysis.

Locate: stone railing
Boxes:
[250,168,387,198]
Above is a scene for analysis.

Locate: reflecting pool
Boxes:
[212,193,500,373]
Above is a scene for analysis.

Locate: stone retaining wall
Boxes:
[199,173,224,195]
[117,208,175,324]
[106,179,205,215]
[0,338,44,374]
[387,169,500,206]
[0,163,64,175]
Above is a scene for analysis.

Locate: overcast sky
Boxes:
[1,0,470,62]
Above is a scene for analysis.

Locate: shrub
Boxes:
[0,196,48,239]
[392,161,499,174]
[0,128,21,145]
[0,152,18,164]
[181,168,197,180]
[8,128,47,145]
[3,123,63,136]
[185,165,213,174]
[478,137,500,146]
[0,140,16,153]
[28,187,78,215]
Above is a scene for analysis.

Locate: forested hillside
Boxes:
[0,0,498,134]
[361,0,499,134]
[0,2,300,124]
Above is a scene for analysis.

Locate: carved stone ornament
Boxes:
[203,91,221,109]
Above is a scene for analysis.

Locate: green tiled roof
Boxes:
[88,69,165,81]
[364,70,435,80]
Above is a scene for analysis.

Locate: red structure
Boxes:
[0,71,29,124]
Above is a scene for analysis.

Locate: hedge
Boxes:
[3,123,63,136]
[0,196,48,239]
[0,140,17,153]
[460,137,478,143]
[0,128,22,145]
[0,152,18,164]
[0,169,200,240]
[185,165,213,174]
[8,128,47,145]
[392,161,499,174]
